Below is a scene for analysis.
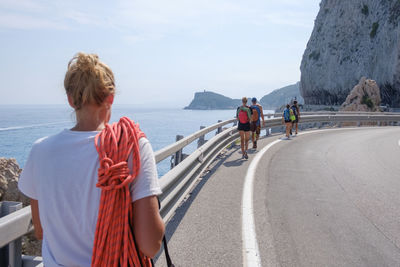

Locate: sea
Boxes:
[0,105,273,177]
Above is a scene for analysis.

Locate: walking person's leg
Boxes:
[239,130,245,157]
[256,126,260,141]
[250,122,256,148]
[244,130,250,159]
[285,122,290,138]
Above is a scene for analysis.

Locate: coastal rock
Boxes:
[300,0,400,107]
[0,158,41,256]
[0,158,28,205]
[185,91,242,110]
[340,77,381,112]
[260,82,303,109]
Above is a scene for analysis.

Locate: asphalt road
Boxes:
[255,127,400,267]
[156,127,400,267]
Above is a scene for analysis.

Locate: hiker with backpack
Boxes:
[250,97,265,149]
[236,97,252,159]
[18,52,165,266]
[291,100,300,136]
[282,104,293,139]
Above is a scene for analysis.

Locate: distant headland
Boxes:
[184,82,304,110]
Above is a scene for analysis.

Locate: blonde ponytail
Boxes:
[64,52,115,109]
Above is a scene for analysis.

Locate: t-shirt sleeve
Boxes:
[129,138,162,202]
[18,141,40,200]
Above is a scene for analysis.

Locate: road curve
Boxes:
[156,127,400,267]
[254,127,400,267]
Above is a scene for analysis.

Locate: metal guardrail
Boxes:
[1,112,400,266]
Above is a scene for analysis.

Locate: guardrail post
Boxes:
[378,121,381,126]
[198,126,206,148]
[0,201,23,267]
[357,121,361,127]
[216,120,222,134]
[174,135,184,167]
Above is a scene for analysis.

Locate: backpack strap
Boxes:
[155,198,175,267]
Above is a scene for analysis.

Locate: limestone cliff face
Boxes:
[300,0,400,107]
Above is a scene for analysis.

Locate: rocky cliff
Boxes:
[0,158,27,205]
[260,82,304,109]
[300,0,400,107]
[0,158,41,256]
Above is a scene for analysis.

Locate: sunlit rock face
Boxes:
[300,0,400,107]
[0,158,28,205]
[340,77,381,112]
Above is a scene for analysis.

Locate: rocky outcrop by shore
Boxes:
[300,0,400,107]
[0,158,28,205]
[0,158,41,256]
[184,91,242,110]
[341,77,381,112]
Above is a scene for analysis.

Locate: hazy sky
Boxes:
[0,0,320,108]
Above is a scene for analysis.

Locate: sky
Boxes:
[0,0,320,108]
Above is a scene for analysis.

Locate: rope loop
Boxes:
[92,117,150,267]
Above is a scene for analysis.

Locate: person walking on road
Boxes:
[250,97,265,149]
[236,97,251,159]
[282,104,292,139]
[291,100,300,135]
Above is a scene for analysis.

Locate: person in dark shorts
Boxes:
[236,97,251,159]
[291,100,300,135]
[282,104,292,139]
[250,97,265,149]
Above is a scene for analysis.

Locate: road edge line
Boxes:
[242,139,281,267]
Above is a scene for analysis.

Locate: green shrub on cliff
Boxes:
[361,5,369,16]
[370,22,379,38]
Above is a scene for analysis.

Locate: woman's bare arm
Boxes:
[30,199,43,240]
[133,195,165,258]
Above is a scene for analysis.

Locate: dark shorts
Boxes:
[293,116,299,123]
[284,120,291,123]
[238,122,251,131]
[250,122,260,134]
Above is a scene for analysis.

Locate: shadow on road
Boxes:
[223,157,245,167]
[159,145,240,256]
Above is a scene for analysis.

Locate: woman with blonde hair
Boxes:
[18,52,165,266]
[236,97,251,159]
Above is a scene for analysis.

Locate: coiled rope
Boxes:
[91,117,151,267]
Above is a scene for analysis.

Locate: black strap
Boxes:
[163,235,174,267]
[157,198,175,267]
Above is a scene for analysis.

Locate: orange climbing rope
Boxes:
[91,117,151,267]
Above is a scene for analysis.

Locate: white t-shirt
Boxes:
[18,129,162,267]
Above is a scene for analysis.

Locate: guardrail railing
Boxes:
[1,112,400,266]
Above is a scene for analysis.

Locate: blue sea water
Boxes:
[0,105,266,177]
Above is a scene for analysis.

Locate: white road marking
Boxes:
[398,139,400,147]
[242,139,281,267]
[242,127,372,267]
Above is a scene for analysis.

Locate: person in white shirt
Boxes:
[18,52,165,267]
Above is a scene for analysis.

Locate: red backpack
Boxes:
[238,107,249,123]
